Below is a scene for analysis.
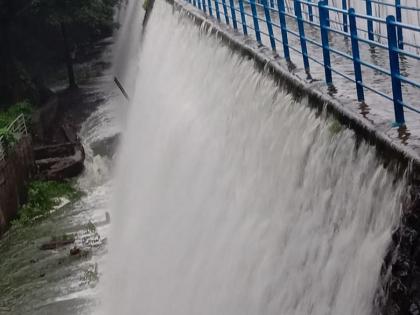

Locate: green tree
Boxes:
[29,0,119,89]
[0,0,119,105]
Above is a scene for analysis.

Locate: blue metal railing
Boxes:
[186,0,420,127]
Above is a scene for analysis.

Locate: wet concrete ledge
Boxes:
[169,0,420,180]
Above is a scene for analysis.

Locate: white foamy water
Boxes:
[101,1,405,314]
[112,0,146,98]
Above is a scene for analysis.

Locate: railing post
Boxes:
[349,8,364,102]
[294,0,310,75]
[386,15,405,126]
[207,0,213,16]
[342,0,348,33]
[395,0,404,49]
[319,1,332,85]
[229,0,238,29]
[221,0,230,24]
[238,0,248,35]
[278,0,291,62]
[214,0,221,20]
[365,0,374,41]
[250,0,262,44]
[308,0,314,22]
[262,0,276,50]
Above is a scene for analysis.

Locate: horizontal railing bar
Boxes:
[295,0,317,8]
[361,0,420,12]
[325,26,351,39]
[391,20,420,33]
[360,82,393,102]
[397,75,420,89]
[323,5,347,15]
[328,46,354,61]
[402,103,420,114]
[353,12,387,24]
[188,0,420,124]
[395,48,420,61]
[403,41,420,50]
[359,59,391,76]
[356,36,389,51]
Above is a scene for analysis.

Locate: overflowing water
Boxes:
[113,0,146,97]
[0,0,411,313]
[101,1,406,314]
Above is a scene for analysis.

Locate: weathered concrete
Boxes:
[0,136,34,235]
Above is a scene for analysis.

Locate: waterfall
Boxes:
[112,0,146,98]
[101,1,405,314]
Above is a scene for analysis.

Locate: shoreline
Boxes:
[0,35,116,236]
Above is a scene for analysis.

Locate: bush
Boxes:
[12,180,81,226]
[0,101,33,129]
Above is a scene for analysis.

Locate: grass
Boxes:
[0,101,33,129]
[12,180,81,227]
[0,101,34,155]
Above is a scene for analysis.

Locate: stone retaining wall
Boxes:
[0,136,34,235]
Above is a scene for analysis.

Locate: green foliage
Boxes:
[0,101,33,155]
[0,128,17,154]
[0,0,120,101]
[30,0,120,36]
[328,119,343,136]
[51,233,75,242]
[12,180,81,227]
[0,101,33,129]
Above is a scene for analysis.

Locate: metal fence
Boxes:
[0,114,28,161]
[184,0,420,127]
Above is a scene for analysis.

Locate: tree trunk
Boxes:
[60,23,77,89]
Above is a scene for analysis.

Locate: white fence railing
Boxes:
[0,114,28,161]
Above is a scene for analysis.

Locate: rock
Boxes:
[90,133,120,158]
[61,124,79,143]
[69,247,90,258]
[35,142,85,181]
[34,143,75,160]
[70,246,81,256]
[40,237,75,250]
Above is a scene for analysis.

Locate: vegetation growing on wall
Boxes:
[0,101,33,128]
[0,101,33,155]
